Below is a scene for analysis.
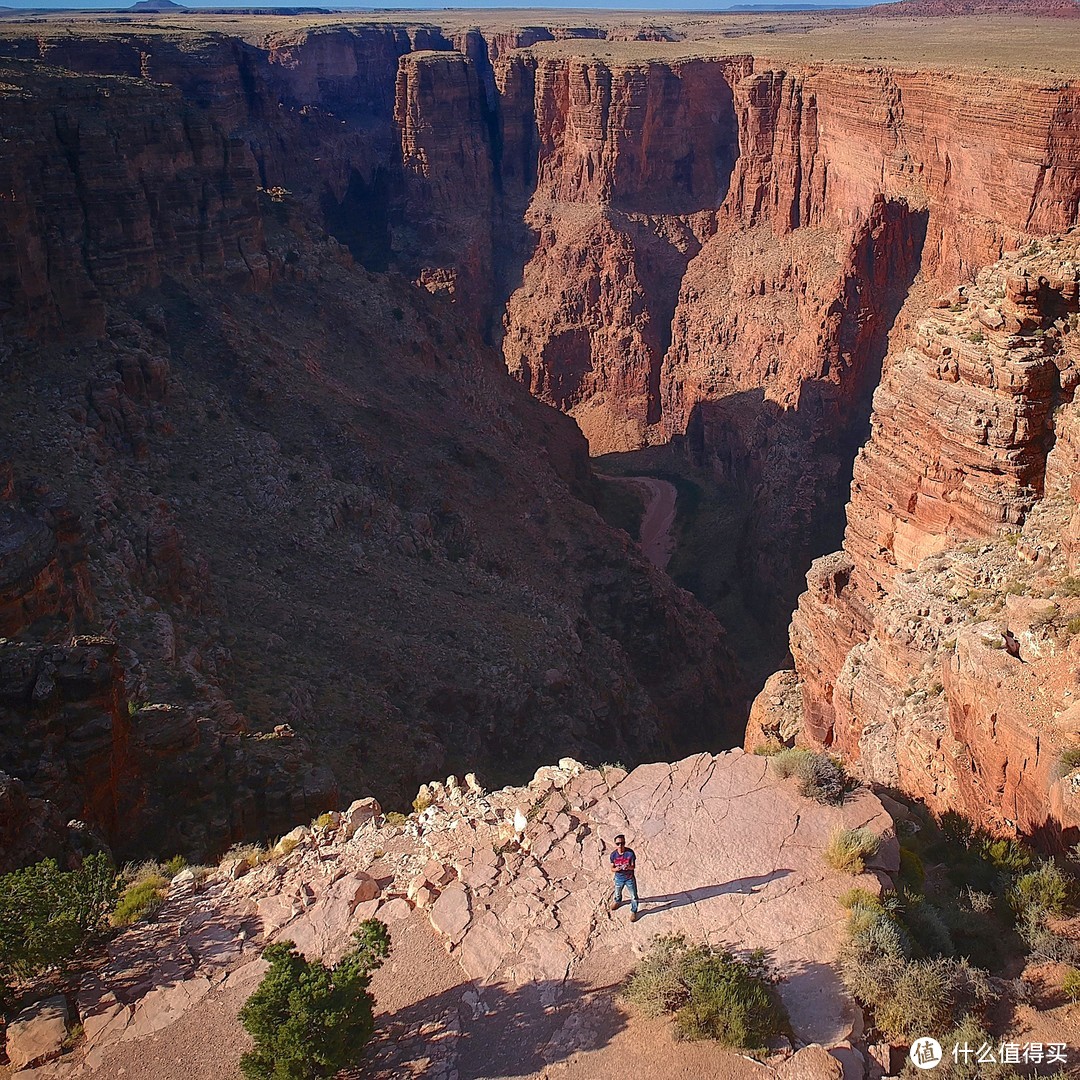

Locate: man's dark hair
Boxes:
[614,834,625,844]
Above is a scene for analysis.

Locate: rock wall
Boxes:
[0,63,268,341]
[758,236,1080,849]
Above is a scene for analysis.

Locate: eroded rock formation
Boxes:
[756,236,1080,849]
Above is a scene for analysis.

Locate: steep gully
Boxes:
[2,24,1080,853]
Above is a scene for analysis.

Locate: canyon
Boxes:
[0,0,1077,898]
[1,6,1080,1078]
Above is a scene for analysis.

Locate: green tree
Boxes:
[239,919,391,1080]
[0,853,117,987]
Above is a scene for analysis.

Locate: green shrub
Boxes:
[1061,745,1080,773]
[1058,576,1080,597]
[839,887,886,912]
[622,933,692,1017]
[825,827,880,874]
[312,812,336,831]
[842,951,991,1042]
[769,747,813,779]
[623,934,783,1052]
[0,853,117,983]
[1063,967,1080,1003]
[902,896,955,958]
[899,847,926,890]
[163,855,188,877]
[1066,617,1080,637]
[384,811,407,827]
[111,874,169,927]
[1010,861,1070,920]
[673,950,779,1047]
[239,919,391,1080]
[909,1014,1025,1079]
[752,740,783,756]
[977,837,1032,877]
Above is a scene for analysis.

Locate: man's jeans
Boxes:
[614,872,638,913]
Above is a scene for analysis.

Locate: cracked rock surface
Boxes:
[32,750,896,1078]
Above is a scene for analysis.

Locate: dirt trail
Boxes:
[623,476,677,570]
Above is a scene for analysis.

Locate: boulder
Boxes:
[429,881,471,945]
[351,871,380,905]
[272,825,309,856]
[6,995,69,1070]
[779,1044,846,1080]
[343,799,382,838]
[220,856,252,880]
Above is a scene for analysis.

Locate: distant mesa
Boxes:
[130,0,185,10]
[869,0,1080,14]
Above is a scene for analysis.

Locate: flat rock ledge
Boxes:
[14,750,897,1078]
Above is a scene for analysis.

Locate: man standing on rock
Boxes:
[609,834,639,921]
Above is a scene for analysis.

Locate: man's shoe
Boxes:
[610,901,620,911]
[629,911,639,922]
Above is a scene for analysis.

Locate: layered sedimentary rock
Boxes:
[0,64,267,340]
[758,236,1080,848]
[0,40,747,865]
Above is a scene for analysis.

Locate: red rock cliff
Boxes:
[760,236,1080,849]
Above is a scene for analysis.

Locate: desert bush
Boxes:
[163,855,188,877]
[111,872,169,928]
[623,934,784,1051]
[796,753,850,804]
[752,740,783,757]
[1058,576,1080,597]
[0,853,117,984]
[1060,745,1080,773]
[221,842,267,868]
[1063,967,1080,1003]
[825,827,880,874]
[978,837,1032,878]
[902,896,955,958]
[239,919,391,1080]
[384,811,407,826]
[770,748,851,804]
[274,836,300,858]
[962,887,995,914]
[898,846,926,890]
[1017,912,1080,964]
[769,747,813,779]
[1010,861,1071,920]
[622,933,694,1016]
[842,951,991,1042]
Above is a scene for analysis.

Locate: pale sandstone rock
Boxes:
[64,752,895,1067]
[341,797,380,839]
[5,996,69,1070]
[779,1045,846,1080]
[428,881,471,945]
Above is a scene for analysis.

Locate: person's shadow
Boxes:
[635,870,792,917]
